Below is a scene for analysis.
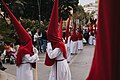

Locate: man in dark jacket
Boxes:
[0,45,7,71]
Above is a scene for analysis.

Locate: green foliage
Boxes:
[0,43,5,52]
[19,18,47,32]
[0,18,15,43]
[0,0,85,42]
[1,0,79,21]
[72,5,92,25]
[59,0,79,20]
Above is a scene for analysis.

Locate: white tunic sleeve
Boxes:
[47,42,61,59]
[67,36,71,47]
[47,48,61,59]
[23,54,39,63]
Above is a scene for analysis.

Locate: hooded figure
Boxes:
[70,21,78,54]
[64,17,71,63]
[65,17,71,44]
[2,1,39,80]
[44,0,71,80]
[77,24,83,50]
[77,24,83,40]
[44,0,66,66]
[70,22,78,41]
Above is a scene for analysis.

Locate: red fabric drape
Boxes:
[87,0,120,80]
[47,0,60,43]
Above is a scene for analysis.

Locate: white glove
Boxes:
[33,47,38,54]
[46,42,52,53]
[34,54,40,61]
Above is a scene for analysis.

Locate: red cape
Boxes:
[87,0,120,80]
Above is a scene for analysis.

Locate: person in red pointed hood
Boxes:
[77,24,83,50]
[70,21,78,55]
[64,17,71,63]
[65,17,71,44]
[1,0,39,80]
[70,21,78,41]
[44,0,71,80]
[77,23,83,40]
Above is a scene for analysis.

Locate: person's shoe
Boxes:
[67,61,70,63]
[1,67,7,71]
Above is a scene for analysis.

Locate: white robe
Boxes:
[70,40,78,54]
[65,36,71,62]
[92,36,96,45]
[78,40,83,50]
[88,35,93,45]
[16,50,39,80]
[47,42,71,80]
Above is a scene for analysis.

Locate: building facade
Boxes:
[83,0,98,19]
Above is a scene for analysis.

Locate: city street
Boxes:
[0,45,95,80]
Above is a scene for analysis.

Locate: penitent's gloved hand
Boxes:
[46,42,52,53]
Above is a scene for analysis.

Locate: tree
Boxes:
[1,0,79,21]
[59,0,79,20]
[72,5,91,26]
[0,18,15,43]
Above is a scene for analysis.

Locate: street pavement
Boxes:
[70,45,94,80]
[0,45,95,80]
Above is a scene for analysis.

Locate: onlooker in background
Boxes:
[42,28,47,53]
[0,44,7,71]
[83,29,89,44]
[38,30,43,53]
[33,29,43,53]
[26,28,32,37]
[0,58,7,71]
[33,29,39,47]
